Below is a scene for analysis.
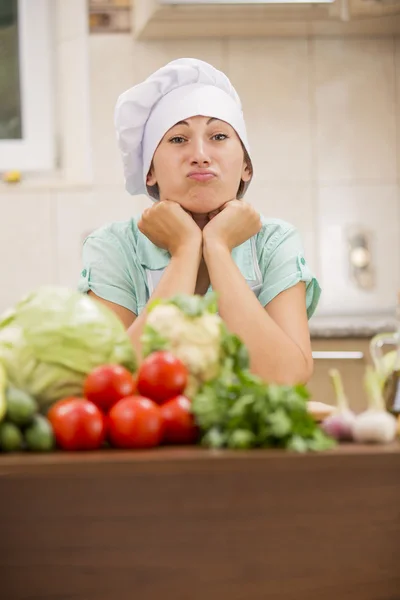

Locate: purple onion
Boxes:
[321,410,356,441]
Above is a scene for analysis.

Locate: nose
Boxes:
[189,136,211,166]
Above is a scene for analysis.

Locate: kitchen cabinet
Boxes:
[89,0,131,32]
[133,0,400,39]
[309,337,373,412]
[1,445,399,600]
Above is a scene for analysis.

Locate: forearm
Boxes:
[128,246,201,359]
[204,242,311,385]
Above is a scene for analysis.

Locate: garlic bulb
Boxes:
[352,366,397,444]
[352,409,397,444]
[321,369,356,441]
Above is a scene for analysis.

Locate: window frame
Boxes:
[0,0,54,171]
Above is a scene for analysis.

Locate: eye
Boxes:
[169,136,186,144]
[212,133,229,141]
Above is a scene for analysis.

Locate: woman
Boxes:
[78,58,321,385]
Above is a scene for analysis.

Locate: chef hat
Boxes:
[114,58,253,199]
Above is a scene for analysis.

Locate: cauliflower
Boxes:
[141,294,244,397]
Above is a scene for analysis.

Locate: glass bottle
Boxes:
[383,292,400,415]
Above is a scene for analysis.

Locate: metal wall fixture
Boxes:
[312,351,364,360]
[346,225,376,291]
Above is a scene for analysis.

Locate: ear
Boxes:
[146,163,157,187]
[241,159,252,183]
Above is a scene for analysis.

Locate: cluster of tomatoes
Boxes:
[47,351,198,451]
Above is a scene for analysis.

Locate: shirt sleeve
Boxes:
[77,229,138,315]
[257,221,321,320]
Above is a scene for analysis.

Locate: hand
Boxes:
[138,201,202,257]
[203,200,262,252]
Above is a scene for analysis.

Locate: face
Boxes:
[146,115,252,214]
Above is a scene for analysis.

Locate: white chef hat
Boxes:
[114,58,253,200]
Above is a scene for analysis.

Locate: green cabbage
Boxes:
[0,286,137,409]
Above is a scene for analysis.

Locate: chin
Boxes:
[181,188,227,213]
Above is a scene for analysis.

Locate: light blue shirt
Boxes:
[78,215,321,319]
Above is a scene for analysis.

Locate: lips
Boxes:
[187,171,216,182]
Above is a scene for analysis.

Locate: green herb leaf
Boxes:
[287,435,309,453]
[192,386,228,429]
[266,409,292,438]
[227,429,256,449]
[201,427,226,449]
[306,428,337,452]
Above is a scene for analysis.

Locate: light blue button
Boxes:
[81,269,87,277]
[300,257,306,265]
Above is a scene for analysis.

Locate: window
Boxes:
[0,0,21,140]
[0,0,54,171]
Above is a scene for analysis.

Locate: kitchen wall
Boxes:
[0,0,399,320]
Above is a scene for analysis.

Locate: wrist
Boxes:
[203,237,230,262]
[171,241,202,264]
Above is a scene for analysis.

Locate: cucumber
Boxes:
[0,363,7,422]
[24,415,54,452]
[6,386,37,427]
[0,421,23,452]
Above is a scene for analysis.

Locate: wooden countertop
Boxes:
[0,441,399,472]
[1,444,400,600]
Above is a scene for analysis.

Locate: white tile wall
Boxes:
[54,0,92,183]
[226,39,312,185]
[313,39,398,184]
[246,183,317,271]
[89,35,138,187]
[317,184,400,315]
[0,193,57,312]
[55,188,151,290]
[126,40,226,82]
[395,39,400,181]
[57,37,92,182]
[55,0,87,43]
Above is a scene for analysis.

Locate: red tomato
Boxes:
[48,397,106,451]
[160,395,199,445]
[137,351,187,404]
[108,396,164,449]
[83,364,136,412]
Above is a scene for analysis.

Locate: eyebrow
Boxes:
[174,117,219,127]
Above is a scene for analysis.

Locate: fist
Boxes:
[203,200,261,251]
[138,201,202,256]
